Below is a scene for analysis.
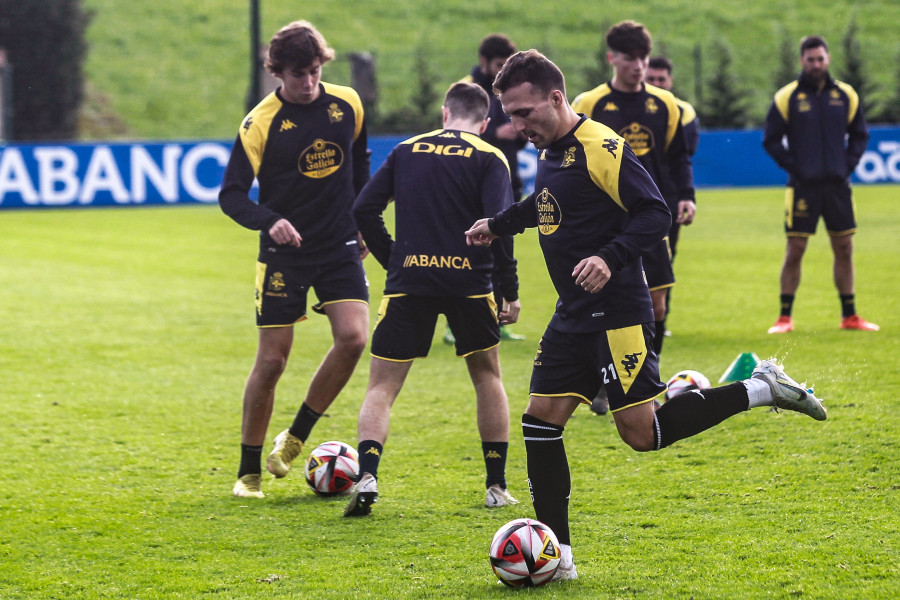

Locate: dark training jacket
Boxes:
[763,72,869,184]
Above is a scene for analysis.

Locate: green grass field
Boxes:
[1,185,898,599]
[80,0,900,139]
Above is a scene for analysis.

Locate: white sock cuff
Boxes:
[743,377,772,408]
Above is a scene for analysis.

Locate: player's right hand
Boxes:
[465,218,497,246]
[269,218,302,247]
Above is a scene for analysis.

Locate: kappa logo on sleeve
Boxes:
[602,138,619,158]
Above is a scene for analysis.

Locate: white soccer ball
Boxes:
[304,441,359,496]
[489,518,561,587]
[665,369,711,401]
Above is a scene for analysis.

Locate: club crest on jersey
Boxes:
[644,97,659,114]
[327,103,344,123]
[299,138,344,178]
[562,146,576,168]
[536,188,561,235]
[619,122,655,156]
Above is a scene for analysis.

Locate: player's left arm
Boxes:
[353,154,395,269]
[665,115,696,225]
[596,145,672,272]
[845,96,870,174]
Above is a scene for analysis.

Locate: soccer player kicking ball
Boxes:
[343,82,522,517]
[465,50,826,583]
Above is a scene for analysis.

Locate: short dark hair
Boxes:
[800,35,828,55]
[605,20,652,58]
[265,20,335,74]
[493,49,566,98]
[443,82,490,122]
[648,56,673,73]
[479,34,517,61]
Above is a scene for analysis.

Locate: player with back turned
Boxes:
[219,21,371,499]
[343,82,521,517]
[465,49,826,582]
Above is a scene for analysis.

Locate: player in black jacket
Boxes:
[466,50,826,583]
[343,82,520,517]
[220,21,371,499]
[763,35,876,333]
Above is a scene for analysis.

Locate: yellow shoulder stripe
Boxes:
[834,80,860,124]
[675,98,696,126]
[322,81,365,140]
[774,81,799,123]
[576,120,625,210]
[239,92,282,176]
[571,83,611,115]
[460,132,510,172]
[644,84,680,150]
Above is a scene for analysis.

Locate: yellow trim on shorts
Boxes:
[532,393,593,406]
[609,396,658,414]
[458,341,500,358]
[784,187,794,230]
[827,227,856,237]
[258,316,308,329]
[648,282,675,292]
[370,353,420,363]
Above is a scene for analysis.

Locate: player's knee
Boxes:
[335,328,367,357]
[255,352,289,380]
[620,430,655,452]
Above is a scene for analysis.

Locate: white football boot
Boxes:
[751,360,826,421]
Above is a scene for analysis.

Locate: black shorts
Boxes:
[642,237,675,291]
[785,180,856,236]
[371,294,499,361]
[254,255,369,327]
[529,323,666,412]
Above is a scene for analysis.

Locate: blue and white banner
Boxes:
[1,126,898,209]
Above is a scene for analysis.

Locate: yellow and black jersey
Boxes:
[488,117,671,333]
[353,128,514,297]
[763,72,869,184]
[572,83,693,204]
[219,83,370,265]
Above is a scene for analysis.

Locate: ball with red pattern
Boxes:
[304,441,359,496]
[489,518,561,587]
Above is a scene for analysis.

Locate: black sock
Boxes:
[840,294,856,318]
[357,440,383,481]
[522,414,571,545]
[238,444,263,478]
[288,402,322,443]
[482,442,508,489]
[653,321,665,355]
[780,294,795,317]
[654,383,749,450]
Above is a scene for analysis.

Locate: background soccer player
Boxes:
[572,21,696,360]
[763,35,876,333]
[344,82,520,517]
[219,21,371,498]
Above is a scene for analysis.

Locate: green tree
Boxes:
[580,20,613,93]
[698,38,750,129]
[836,16,877,118]
[0,0,92,140]
[873,46,900,123]
[774,27,798,89]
